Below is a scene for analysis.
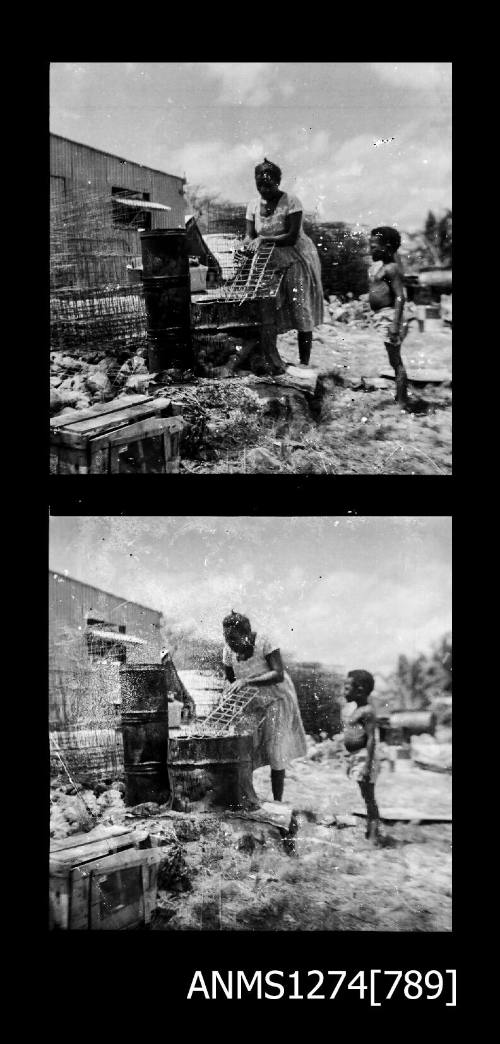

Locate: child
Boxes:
[343,669,380,843]
[368,226,409,406]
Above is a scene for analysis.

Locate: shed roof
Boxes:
[50,133,185,182]
[87,628,146,646]
[115,197,171,211]
[49,570,162,618]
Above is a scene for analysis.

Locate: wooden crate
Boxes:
[50,394,183,474]
[49,825,164,930]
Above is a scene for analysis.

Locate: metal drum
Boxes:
[140,229,193,371]
[120,665,170,806]
[389,710,436,737]
[168,733,255,810]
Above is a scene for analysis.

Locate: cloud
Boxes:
[276,563,452,669]
[169,137,280,198]
[294,120,451,228]
[50,517,451,675]
[174,110,450,229]
[201,63,295,106]
[371,62,452,93]
[148,560,451,674]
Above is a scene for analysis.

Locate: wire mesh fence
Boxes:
[50,188,148,357]
[50,285,148,357]
[50,188,140,290]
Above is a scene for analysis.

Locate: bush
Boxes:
[304,220,369,299]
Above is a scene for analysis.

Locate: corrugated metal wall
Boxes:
[49,571,162,724]
[49,570,161,639]
[50,134,186,228]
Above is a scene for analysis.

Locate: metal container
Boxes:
[140,229,193,371]
[120,664,170,805]
[168,733,255,810]
[418,267,452,291]
[388,710,436,741]
[390,709,436,734]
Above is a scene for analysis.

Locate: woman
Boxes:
[244,158,324,366]
[222,610,307,803]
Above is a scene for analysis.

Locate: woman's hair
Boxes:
[347,669,375,697]
[254,158,282,184]
[370,226,401,251]
[222,610,252,635]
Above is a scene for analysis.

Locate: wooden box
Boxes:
[49,825,164,930]
[50,394,183,474]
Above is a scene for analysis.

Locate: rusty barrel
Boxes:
[140,229,193,372]
[168,733,255,810]
[120,664,170,806]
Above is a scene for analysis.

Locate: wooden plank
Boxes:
[50,825,133,853]
[379,368,451,385]
[163,425,181,473]
[91,415,183,452]
[50,394,151,430]
[89,443,110,473]
[143,864,159,925]
[85,846,165,875]
[51,397,173,449]
[68,870,89,930]
[52,444,89,473]
[56,398,173,440]
[193,322,260,331]
[352,808,452,823]
[50,832,138,871]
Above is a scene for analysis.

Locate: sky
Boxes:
[50,62,451,231]
[49,516,452,675]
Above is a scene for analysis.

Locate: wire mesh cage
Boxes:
[50,285,148,358]
[50,188,148,357]
[50,189,141,290]
[200,237,283,303]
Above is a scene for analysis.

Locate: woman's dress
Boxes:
[246,192,324,334]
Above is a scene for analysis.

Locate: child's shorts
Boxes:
[346,749,380,784]
[371,306,407,347]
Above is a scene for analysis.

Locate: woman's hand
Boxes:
[245,236,262,254]
[227,678,248,695]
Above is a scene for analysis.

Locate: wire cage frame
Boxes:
[200,237,283,304]
[50,188,149,357]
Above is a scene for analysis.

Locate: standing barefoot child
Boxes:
[368,226,409,406]
[343,669,381,843]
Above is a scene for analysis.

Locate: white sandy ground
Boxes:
[183,322,452,475]
[152,741,452,932]
[50,739,452,931]
[51,317,452,476]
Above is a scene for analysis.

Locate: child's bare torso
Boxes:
[368,257,404,312]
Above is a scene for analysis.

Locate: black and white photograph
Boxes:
[46,58,456,1013]
[49,62,452,476]
[49,516,452,934]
